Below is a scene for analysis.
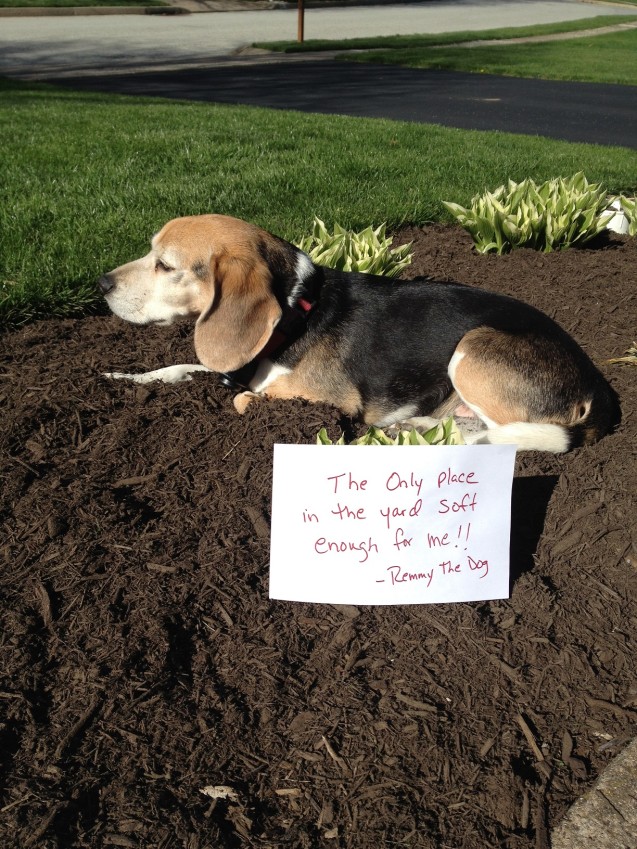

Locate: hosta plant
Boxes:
[296,217,412,276]
[443,172,614,254]
[317,417,465,446]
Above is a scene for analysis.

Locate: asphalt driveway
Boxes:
[48,57,637,148]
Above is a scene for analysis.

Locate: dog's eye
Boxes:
[155,259,173,273]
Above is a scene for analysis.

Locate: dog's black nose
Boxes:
[97,275,114,295]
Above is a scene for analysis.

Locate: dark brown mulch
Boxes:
[1,225,636,849]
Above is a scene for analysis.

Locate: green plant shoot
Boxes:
[296,217,413,276]
[443,172,614,254]
[316,418,465,446]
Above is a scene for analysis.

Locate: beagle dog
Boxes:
[98,214,617,452]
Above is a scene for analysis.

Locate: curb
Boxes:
[551,737,637,849]
[0,4,189,14]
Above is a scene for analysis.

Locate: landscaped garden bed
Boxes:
[1,224,635,848]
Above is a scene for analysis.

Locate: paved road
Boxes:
[2,0,636,79]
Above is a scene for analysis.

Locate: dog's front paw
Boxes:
[233,391,259,414]
[103,365,210,384]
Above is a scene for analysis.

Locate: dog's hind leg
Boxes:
[446,328,596,453]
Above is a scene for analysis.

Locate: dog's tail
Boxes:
[465,422,571,452]
[465,380,619,453]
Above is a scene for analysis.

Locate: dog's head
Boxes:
[98,214,314,372]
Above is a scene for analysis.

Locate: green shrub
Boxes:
[317,418,465,446]
[443,172,613,254]
[296,217,412,276]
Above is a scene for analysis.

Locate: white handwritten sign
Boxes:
[269,444,516,605]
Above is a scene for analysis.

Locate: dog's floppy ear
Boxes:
[194,253,282,373]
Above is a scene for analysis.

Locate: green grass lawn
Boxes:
[1,78,634,327]
[345,29,637,86]
[256,15,637,54]
[2,11,637,328]
[258,15,637,86]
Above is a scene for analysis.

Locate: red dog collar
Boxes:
[259,297,315,359]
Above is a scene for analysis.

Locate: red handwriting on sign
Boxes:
[437,468,479,488]
[427,522,471,550]
[382,565,434,587]
[439,560,462,575]
[379,498,422,530]
[327,472,367,494]
[376,554,490,587]
[468,556,489,578]
[427,531,449,547]
[458,523,471,542]
[314,536,379,564]
[331,502,367,521]
[438,493,478,514]
[438,555,488,578]
[385,471,424,496]
[393,527,413,551]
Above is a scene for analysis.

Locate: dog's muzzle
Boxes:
[97,275,115,296]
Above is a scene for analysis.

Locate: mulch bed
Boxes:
[1,224,636,849]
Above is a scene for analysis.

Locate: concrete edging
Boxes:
[551,737,637,849]
[0,4,189,14]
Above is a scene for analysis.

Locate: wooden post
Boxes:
[298,0,305,43]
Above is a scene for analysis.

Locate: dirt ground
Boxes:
[1,224,636,849]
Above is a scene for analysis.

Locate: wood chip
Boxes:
[33,581,53,628]
[520,788,530,830]
[24,803,65,848]
[320,735,350,775]
[515,713,544,762]
[551,530,583,556]
[479,737,496,758]
[561,730,573,762]
[111,474,157,488]
[584,694,628,719]
[488,654,523,685]
[200,785,239,802]
[244,506,270,539]
[104,835,137,848]
[146,562,177,573]
[216,602,234,628]
[329,605,360,619]
[54,696,102,760]
[395,692,438,713]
